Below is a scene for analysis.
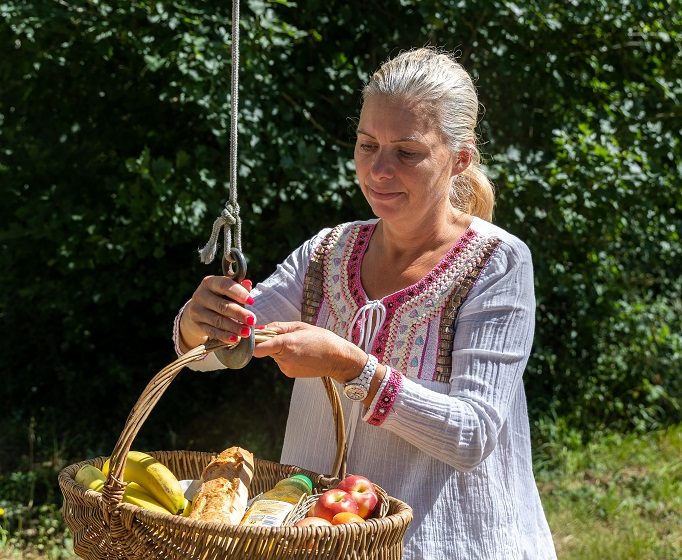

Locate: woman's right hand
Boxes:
[178,276,256,351]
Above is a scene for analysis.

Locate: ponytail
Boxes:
[452,161,495,222]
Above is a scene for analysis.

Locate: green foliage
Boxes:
[537,424,682,559]
[0,469,74,558]
[482,1,682,429]
[0,0,680,479]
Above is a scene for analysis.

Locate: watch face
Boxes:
[343,383,368,401]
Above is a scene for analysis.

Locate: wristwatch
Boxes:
[343,354,379,401]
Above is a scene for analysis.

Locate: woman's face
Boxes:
[354,95,458,227]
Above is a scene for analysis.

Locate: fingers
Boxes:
[186,275,257,343]
[258,321,306,334]
[251,321,310,358]
[197,289,255,326]
[252,333,286,358]
[251,321,303,355]
[200,275,254,306]
[188,308,250,343]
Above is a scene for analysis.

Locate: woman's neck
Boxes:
[361,206,472,300]
[375,206,469,263]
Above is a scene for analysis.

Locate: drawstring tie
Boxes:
[348,300,387,352]
[345,300,387,463]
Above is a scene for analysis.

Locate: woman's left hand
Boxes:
[252,321,367,383]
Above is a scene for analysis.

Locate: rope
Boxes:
[198,0,242,265]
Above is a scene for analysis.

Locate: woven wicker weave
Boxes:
[58,341,413,559]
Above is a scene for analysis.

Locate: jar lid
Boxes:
[289,474,313,493]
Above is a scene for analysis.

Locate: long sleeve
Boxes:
[247,228,331,324]
[374,236,536,471]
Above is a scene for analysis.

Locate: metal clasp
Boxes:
[213,248,255,369]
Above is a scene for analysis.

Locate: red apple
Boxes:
[310,489,359,522]
[294,516,332,528]
[336,475,379,519]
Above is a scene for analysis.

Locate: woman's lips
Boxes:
[368,186,402,200]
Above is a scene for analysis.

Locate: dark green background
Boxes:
[1,0,680,479]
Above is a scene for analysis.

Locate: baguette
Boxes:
[189,446,254,524]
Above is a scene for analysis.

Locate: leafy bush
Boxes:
[0,468,74,558]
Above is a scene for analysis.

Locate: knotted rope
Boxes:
[198,202,241,264]
[198,0,242,265]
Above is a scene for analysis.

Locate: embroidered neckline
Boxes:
[346,221,480,361]
[348,221,478,308]
[308,220,501,382]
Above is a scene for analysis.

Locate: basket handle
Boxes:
[322,376,347,480]
[101,341,224,511]
[101,342,349,510]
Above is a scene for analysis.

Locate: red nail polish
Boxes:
[240,327,251,337]
[241,279,253,290]
[255,325,266,330]
[246,315,256,326]
[246,296,255,305]
[229,335,239,342]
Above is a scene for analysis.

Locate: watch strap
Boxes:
[343,354,378,400]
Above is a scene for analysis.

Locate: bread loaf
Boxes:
[189,446,254,524]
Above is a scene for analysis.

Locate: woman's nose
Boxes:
[370,149,395,181]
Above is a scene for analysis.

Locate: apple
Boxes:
[336,475,379,519]
[310,488,359,522]
[294,516,332,528]
[331,512,365,525]
[294,515,332,553]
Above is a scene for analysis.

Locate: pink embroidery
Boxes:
[368,369,403,426]
[348,224,375,345]
[345,224,480,365]
[319,222,498,383]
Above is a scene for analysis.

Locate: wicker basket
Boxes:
[58,341,413,559]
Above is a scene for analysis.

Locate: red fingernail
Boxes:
[246,315,256,326]
[229,335,239,342]
[240,327,251,337]
[241,279,253,290]
[255,325,266,330]
[246,296,255,305]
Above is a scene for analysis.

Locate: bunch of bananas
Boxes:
[75,451,191,516]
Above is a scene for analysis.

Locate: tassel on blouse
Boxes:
[348,300,387,352]
[345,300,387,460]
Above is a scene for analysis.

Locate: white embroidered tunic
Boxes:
[175,217,557,560]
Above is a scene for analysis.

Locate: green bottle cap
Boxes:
[290,474,313,493]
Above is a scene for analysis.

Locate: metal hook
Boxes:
[212,248,255,369]
[222,247,247,282]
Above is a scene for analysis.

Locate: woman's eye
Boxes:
[399,150,418,159]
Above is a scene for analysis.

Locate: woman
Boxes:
[174,48,557,559]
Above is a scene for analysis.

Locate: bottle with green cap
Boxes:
[240,474,313,527]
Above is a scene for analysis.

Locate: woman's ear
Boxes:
[451,147,473,177]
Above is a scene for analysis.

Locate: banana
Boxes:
[75,464,173,514]
[75,465,106,492]
[182,497,192,517]
[102,451,185,514]
[123,482,173,514]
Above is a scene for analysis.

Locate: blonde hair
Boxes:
[362,47,495,221]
